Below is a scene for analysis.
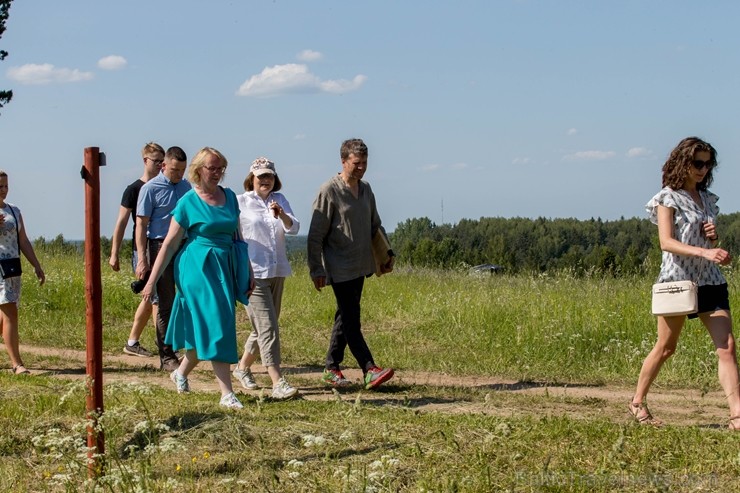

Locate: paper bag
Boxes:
[371,229,392,276]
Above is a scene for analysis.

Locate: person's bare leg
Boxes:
[237,347,257,371]
[0,303,22,369]
[177,350,199,378]
[266,365,282,386]
[700,310,740,424]
[631,315,684,422]
[237,351,283,386]
[212,361,236,396]
[128,298,153,341]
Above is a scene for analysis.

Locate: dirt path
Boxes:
[6,343,735,430]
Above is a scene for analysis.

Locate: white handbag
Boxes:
[651,280,698,316]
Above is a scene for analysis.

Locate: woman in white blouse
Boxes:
[232,157,300,400]
[630,137,740,430]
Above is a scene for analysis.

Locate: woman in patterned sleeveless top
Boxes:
[0,170,45,375]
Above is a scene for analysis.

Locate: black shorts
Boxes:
[687,283,730,319]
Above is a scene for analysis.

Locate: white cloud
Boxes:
[420,162,468,172]
[97,55,127,70]
[562,150,616,161]
[567,128,578,136]
[626,147,651,158]
[293,133,306,140]
[236,64,366,97]
[297,49,323,62]
[7,63,94,85]
[512,157,532,165]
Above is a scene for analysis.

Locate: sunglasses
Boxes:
[203,165,226,173]
[691,159,714,171]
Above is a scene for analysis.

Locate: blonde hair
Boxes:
[189,147,228,185]
[141,142,164,158]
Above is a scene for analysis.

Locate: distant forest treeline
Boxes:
[389,214,740,275]
[33,212,740,276]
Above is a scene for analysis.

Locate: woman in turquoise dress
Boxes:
[142,147,253,409]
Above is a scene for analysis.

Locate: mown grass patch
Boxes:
[1,376,739,492]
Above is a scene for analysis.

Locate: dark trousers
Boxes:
[148,239,179,365]
[326,276,374,373]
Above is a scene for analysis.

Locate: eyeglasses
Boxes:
[146,157,164,165]
[691,159,714,170]
[203,165,226,173]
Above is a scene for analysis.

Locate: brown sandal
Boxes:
[12,365,30,375]
[730,416,740,431]
[629,401,662,426]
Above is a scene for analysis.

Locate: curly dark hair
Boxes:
[662,136,717,191]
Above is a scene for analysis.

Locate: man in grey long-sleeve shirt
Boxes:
[307,138,395,390]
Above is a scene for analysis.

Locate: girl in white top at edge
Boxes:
[630,137,740,430]
[0,170,46,375]
[232,157,300,400]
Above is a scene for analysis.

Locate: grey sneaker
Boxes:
[271,378,298,400]
[233,367,258,390]
[170,370,190,393]
[322,368,352,387]
[220,392,243,409]
[123,342,154,358]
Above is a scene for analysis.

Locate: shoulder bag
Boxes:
[651,280,698,316]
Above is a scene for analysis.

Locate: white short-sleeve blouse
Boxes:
[646,187,725,286]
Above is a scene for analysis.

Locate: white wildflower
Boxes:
[301,434,327,447]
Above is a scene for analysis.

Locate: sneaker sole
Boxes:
[123,347,153,358]
[322,378,352,388]
[221,403,244,410]
[365,369,394,390]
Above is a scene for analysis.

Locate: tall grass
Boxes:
[3,251,740,492]
[14,251,737,391]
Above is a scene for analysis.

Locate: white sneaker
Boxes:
[233,367,258,390]
[271,378,298,400]
[170,370,190,393]
[219,392,243,409]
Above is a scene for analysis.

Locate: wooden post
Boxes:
[82,147,104,477]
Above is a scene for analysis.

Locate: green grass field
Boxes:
[1,251,739,492]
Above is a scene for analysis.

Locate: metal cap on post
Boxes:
[81,147,105,477]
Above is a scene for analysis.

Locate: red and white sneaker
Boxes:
[364,366,394,389]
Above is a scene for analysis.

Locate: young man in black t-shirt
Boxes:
[108,142,164,357]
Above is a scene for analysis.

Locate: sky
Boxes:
[2,0,740,240]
